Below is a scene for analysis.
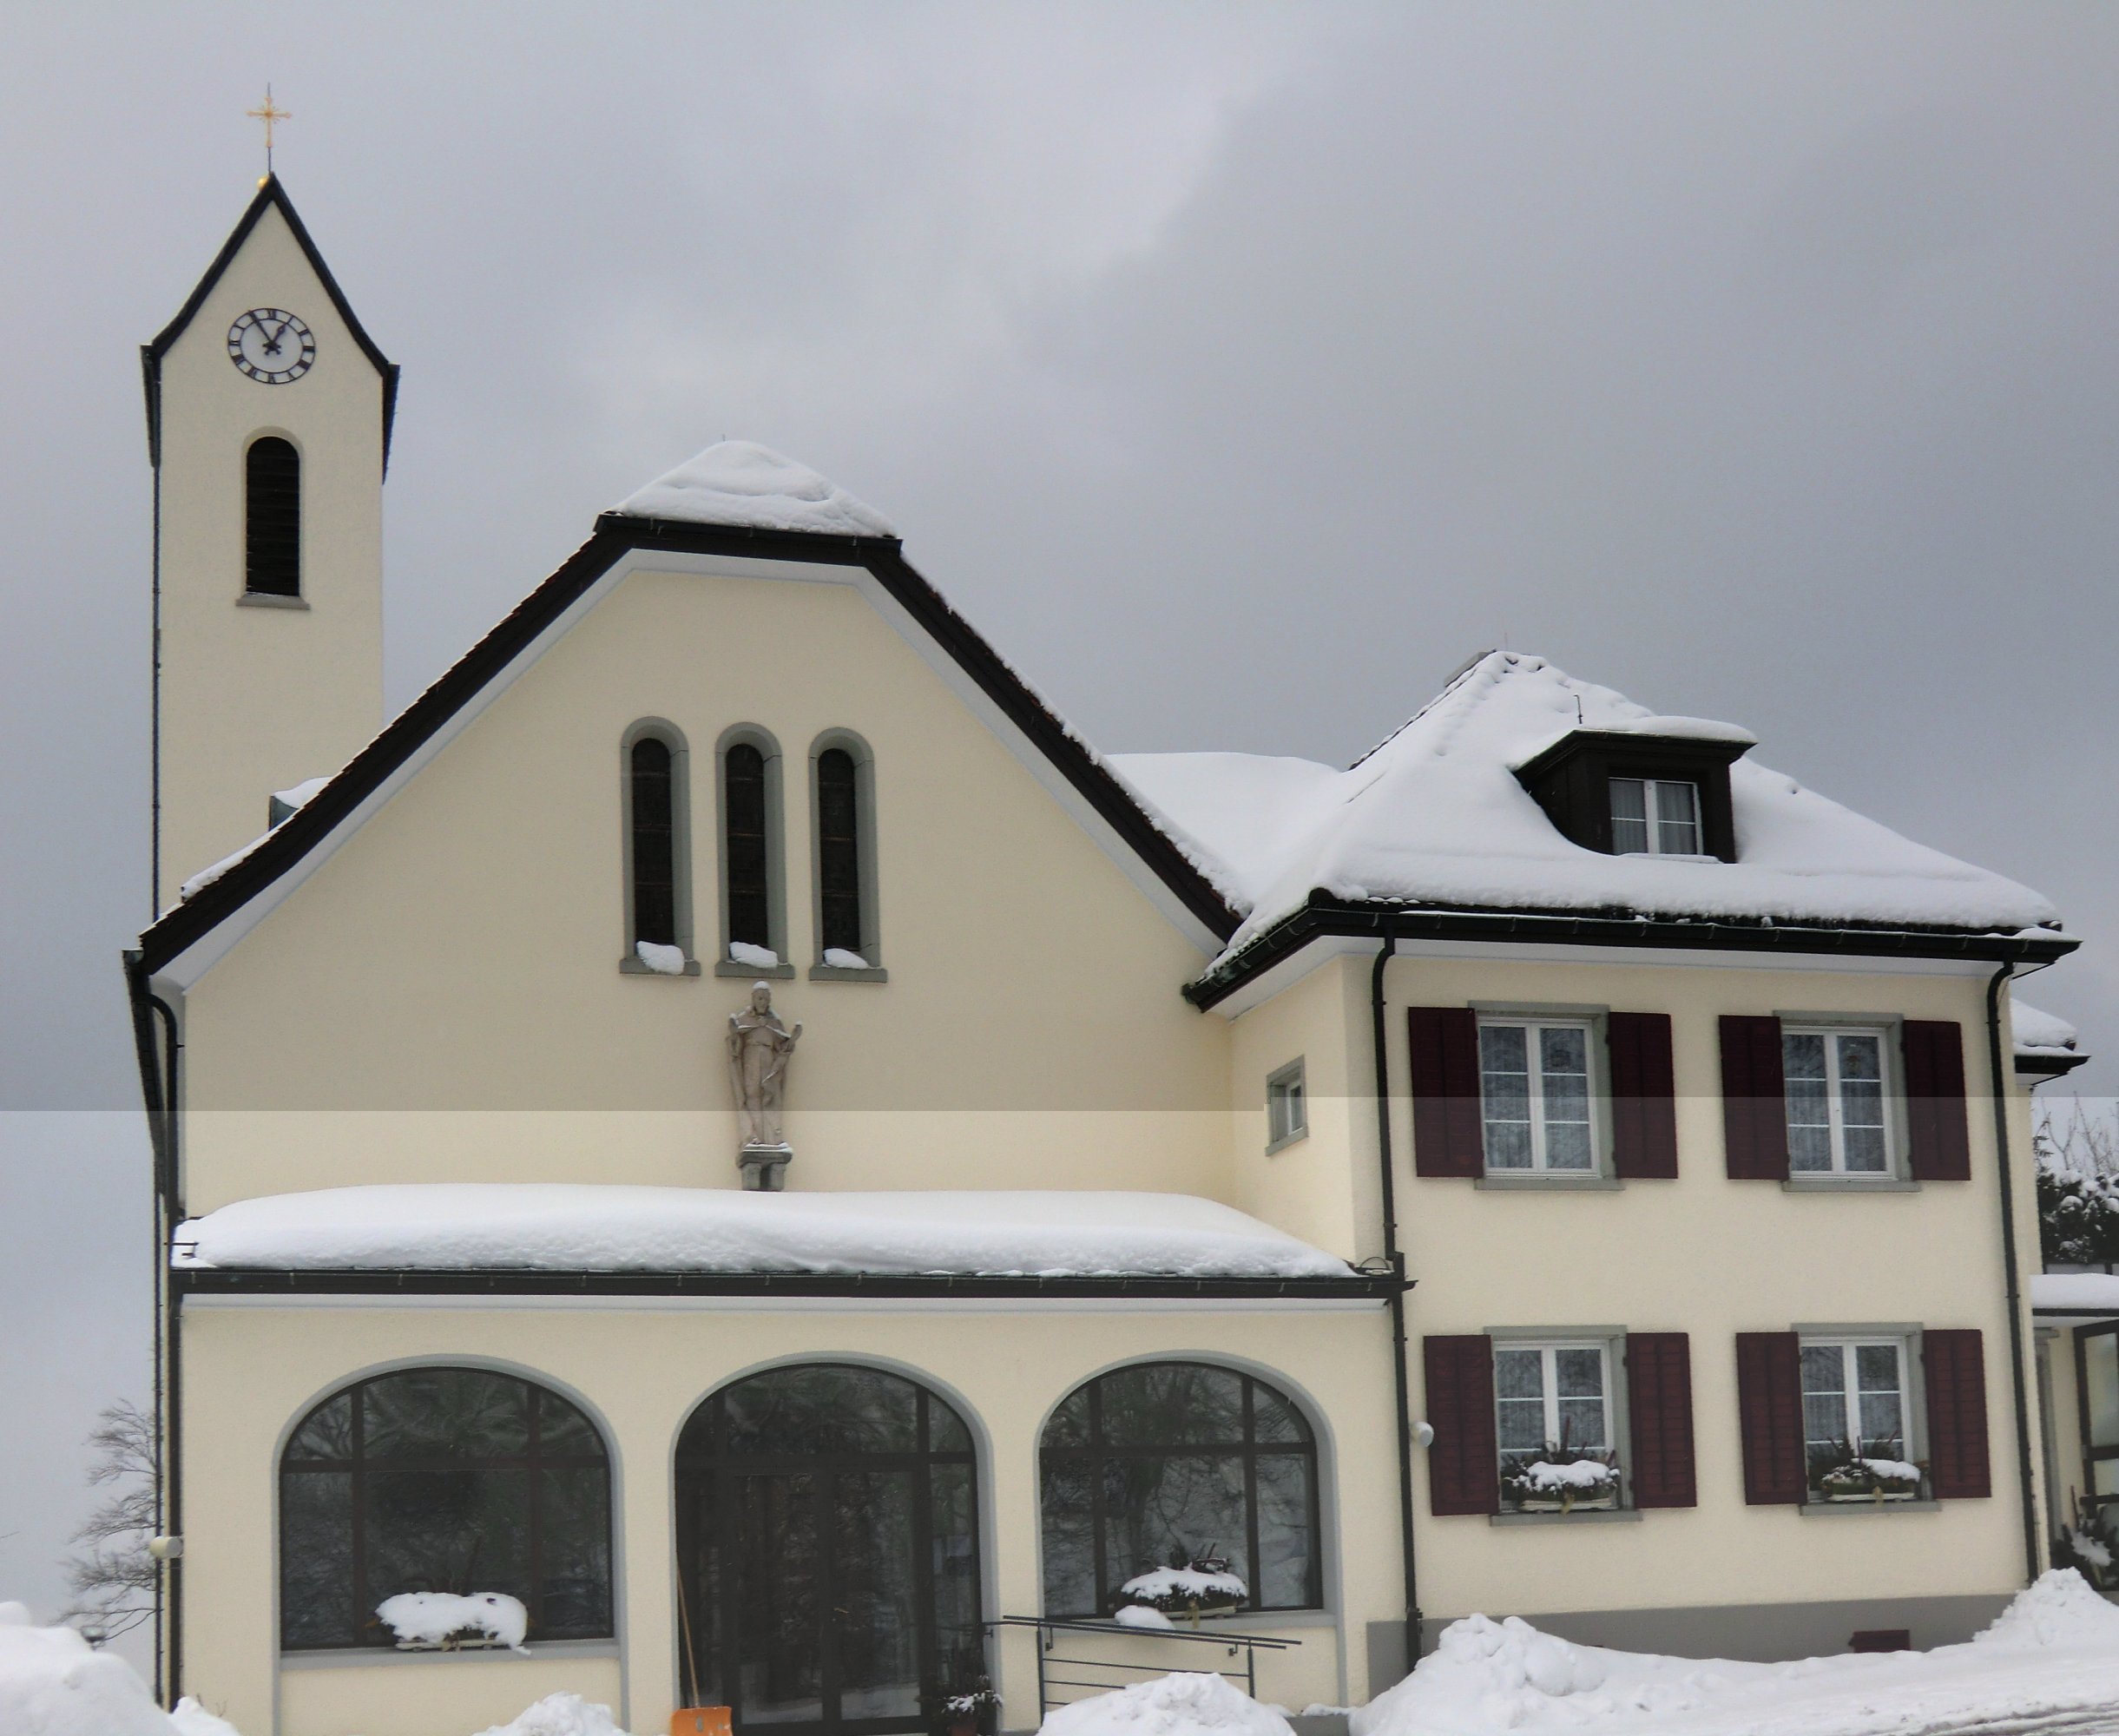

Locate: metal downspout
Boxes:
[1371,920,1421,1664]
[1985,957,2046,1586]
[150,990,182,1704]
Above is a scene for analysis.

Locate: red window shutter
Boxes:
[1923,1329,1991,1498]
[1903,1022,1972,1182]
[1734,1332,1805,1504]
[1408,1007,1484,1178]
[1608,1013,1679,1179]
[1423,1335,1498,1516]
[1720,1016,1789,1180]
[1625,1332,1696,1508]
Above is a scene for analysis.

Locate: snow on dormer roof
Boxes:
[1114,650,2060,966]
[611,440,898,538]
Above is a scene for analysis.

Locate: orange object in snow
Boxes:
[671,1710,732,1736]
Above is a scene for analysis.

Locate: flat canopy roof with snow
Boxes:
[171,1185,1353,1282]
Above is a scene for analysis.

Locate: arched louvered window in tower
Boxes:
[816,748,861,957]
[631,737,676,947]
[245,436,301,597]
[723,740,772,953]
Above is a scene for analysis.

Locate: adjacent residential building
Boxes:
[128,178,2081,1736]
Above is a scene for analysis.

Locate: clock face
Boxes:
[227,308,316,384]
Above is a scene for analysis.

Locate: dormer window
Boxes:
[1609,777,1701,856]
[1513,728,1750,863]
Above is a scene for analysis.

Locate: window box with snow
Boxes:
[1495,1339,1625,1516]
[1801,1336,1925,1503]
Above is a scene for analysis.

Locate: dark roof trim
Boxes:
[1184,894,2079,1010]
[1511,726,1754,786]
[2017,1050,2091,1079]
[141,175,400,472]
[174,1266,1394,1302]
[137,519,1239,976]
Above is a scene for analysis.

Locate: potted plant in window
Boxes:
[1500,1445,1621,1514]
[938,1675,999,1736]
[1117,1547,1248,1628]
[1811,1438,1924,1503]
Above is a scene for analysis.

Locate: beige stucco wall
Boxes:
[174,563,1230,1210]
[176,1299,1397,1736]
[1364,949,2049,1623]
[154,201,385,912]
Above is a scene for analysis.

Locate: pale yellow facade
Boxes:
[139,182,2067,1736]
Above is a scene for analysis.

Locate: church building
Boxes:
[127,177,2081,1736]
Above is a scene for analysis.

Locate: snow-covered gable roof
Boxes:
[171,1185,1353,1282]
[1114,651,2063,976]
[613,441,898,538]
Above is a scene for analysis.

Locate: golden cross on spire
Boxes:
[247,85,291,182]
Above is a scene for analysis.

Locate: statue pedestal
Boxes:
[739,1143,793,1192]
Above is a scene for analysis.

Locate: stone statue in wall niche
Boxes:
[727,982,801,1191]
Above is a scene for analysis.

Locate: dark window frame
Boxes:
[717,727,787,972]
[621,720,694,969]
[1513,732,1747,862]
[1038,1360,1323,1618]
[244,434,301,598]
[278,1366,615,1652]
[807,731,881,974]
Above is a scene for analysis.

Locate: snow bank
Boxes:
[470,1692,629,1736]
[1973,1568,2119,1651]
[1114,652,2059,963]
[1039,1673,1294,1736]
[613,441,898,538]
[173,1185,1352,1279]
[375,1589,528,1650]
[170,1699,244,1735]
[0,1601,183,1736]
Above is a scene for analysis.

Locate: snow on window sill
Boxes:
[1781,1175,1920,1194]
[237,591,310,610]
[714,959,794,980]
[1476,1172,1622,1191]
[810,962,888,983]
[1490,1508,1642,1527]
[619,954,701,977]
[1796,1497,1939,1517]
[1050,1608,1337,1632]
[279,1637,620,1669]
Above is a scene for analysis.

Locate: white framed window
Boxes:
[1267,1058,1307,1153]
[1610,777,1701,856]
[1800,1336,1918,1497]
[1494,1339,1621,1510]
[1784,1027,1891,1174]
[1478,1018,1596,1173]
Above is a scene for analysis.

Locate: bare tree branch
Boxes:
[57,1399,157,1637]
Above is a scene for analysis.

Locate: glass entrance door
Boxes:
[676,1366,984,1736]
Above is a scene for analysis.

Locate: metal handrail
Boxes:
[990,1614,1302,1718]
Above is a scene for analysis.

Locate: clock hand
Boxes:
[263,319,289,357]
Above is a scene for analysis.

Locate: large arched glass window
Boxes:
[809,731,880,976]
[675,1364,983,1733]
[279,1367,614,1651]
[1040,1362,1320,1617]
[622,721,693,970]
[717,727,786,972]
[245,435,301,597]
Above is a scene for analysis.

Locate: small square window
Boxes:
[1784,1027,1892,1175]
[1800,1336,1919,1501]
[1478,1018,1597,1174]
[1610,778,1701,856]
[1267,1060,1307,1153]
[1493,1339,1622,1512]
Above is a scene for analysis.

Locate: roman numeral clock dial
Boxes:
[227,307,316,384]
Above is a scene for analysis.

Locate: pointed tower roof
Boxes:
[140,174,399,468]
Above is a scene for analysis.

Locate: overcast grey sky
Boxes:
[3,1,2114,1621]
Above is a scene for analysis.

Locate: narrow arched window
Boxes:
[721,737,776,961]
[632,737,676,946]
[245,436,301,596]
[1039,1361,1320,1618]
[279,1366,614,1651]
[817,749,860,955]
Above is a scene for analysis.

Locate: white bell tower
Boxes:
[143,174,394,913]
